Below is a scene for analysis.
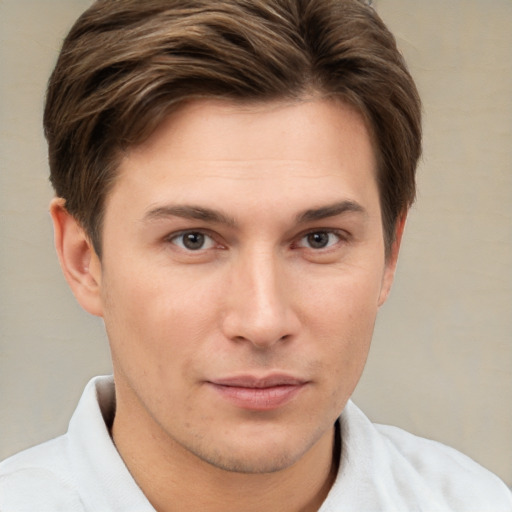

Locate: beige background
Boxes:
[1,0,511,486]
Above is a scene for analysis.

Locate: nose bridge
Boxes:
[222,244,296,348]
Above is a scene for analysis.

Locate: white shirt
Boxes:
[1,376,511,511]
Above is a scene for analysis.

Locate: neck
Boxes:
[111,390,339,512]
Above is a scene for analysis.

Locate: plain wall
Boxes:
[1,0,511,486]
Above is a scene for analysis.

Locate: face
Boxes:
[86,99,399,473]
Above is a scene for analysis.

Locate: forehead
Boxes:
[125,97,374,172]
[108,98,379,221]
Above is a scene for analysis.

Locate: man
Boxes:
[0,0,510,510]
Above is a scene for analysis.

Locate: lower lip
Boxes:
[208,383,305,411]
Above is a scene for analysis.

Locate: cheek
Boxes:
[101,269,208,372]
[303,262,383,333]
[301,268,382,378]
[319,301,375,381]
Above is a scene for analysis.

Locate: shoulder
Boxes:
[0,436,85,512]
[331,401,512,511]
[375,421,512,510]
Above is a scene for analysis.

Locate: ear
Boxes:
[378,213,407,307]
[49,198,103,317]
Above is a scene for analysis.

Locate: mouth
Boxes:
[207,374,308,411]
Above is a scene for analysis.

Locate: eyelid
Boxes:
[163,227,349,253]
[166,229,219,251]
[293,228,349,250]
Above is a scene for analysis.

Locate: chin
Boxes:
[187,426,324,475]
[196,446,301,475]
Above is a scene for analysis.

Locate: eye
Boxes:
[297,231,342,250]
[170,231,216,251]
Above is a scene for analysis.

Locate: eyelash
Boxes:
[167,230,219,251]
[166,228,348,253]
[294,229,346,251]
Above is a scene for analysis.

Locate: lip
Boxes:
[207,374,308,411]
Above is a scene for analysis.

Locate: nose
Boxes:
[221,247,299,349]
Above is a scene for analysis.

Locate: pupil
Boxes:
[183,232,204,250]
[308,232,329,249]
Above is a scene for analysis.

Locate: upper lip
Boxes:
[209,374,307,388]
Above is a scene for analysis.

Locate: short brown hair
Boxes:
[44,0,421,256]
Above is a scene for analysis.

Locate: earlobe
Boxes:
[378,214,407,307]
[49,198,103,317]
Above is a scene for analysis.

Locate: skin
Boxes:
[51,98,405,512]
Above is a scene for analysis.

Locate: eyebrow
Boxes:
[143,205,237,227]
[296,200,366,223]
[142,199,366,227]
